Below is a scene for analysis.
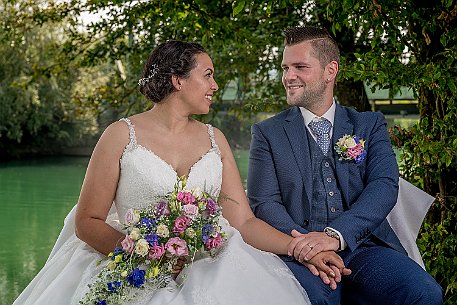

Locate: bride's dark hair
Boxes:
[139,40,206,103]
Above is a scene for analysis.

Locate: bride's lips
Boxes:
[205,94,213,105]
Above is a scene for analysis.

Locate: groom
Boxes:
[247,26,442,305]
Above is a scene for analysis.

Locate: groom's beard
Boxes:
[286,78,327,110]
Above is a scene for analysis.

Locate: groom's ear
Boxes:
[325,60,339,82]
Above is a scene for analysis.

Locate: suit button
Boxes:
[330,207,336,213]
[324,162,330,167]
[303,220,309,226]
[326,177,332,183]
[329,191,334,196]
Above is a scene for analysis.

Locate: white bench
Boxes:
[387,178,435,269]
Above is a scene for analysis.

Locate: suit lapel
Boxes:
[332,104,353,205]
[283,107,313,206]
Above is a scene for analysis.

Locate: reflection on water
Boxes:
[0,157,88,305]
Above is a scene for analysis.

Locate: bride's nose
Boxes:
[211,79,219,91]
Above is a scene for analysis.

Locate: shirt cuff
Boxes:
[325,227,347,251]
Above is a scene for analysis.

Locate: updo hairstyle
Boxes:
[139,40,206,103]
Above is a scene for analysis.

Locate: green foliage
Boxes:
[0,1,102,158]
[2,0,456,300]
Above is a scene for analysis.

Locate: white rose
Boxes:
[129,228,141,240]
[134,239,150,257]
[343,137,357,148]
[156,224,169,238]
[124,208,140,225]
[121,270,128,277]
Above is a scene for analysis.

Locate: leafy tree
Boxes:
[3,0,456,301]
[237,0,457,302]
[0,1,102,158]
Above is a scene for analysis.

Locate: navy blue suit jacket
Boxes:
[248,104,405,254]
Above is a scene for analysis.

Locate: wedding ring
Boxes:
[308,243,313,249]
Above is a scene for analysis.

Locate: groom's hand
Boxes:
[289,229,339,262]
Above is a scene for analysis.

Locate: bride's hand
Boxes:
[301,251,351,290]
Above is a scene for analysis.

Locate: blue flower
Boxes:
[96,298,107,305]
[113,247,124,255]
[144,233,160,246]
[139,217,156,228]
[355,149,367,163]
[202,224,213,243]
[107,280,122,293]
[127,268,146,288]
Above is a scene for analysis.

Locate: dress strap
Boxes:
[206,124,220,154]
[119,118,137,147]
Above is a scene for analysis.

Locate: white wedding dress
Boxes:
[13,118,310,305]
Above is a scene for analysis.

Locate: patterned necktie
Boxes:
[308,118,332,155]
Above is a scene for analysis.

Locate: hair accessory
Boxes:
[138,64,159,87]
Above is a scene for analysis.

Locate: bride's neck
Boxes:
[148,102,192,133]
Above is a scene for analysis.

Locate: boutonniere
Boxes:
[335,135,367,163]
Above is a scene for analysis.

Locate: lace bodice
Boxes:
[114,118,223,222]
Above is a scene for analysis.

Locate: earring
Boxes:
[327,78,330,81]
[178,86,182,90]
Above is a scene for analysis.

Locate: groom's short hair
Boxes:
[283,26,340,68]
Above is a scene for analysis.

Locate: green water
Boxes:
[1,152,250,304]
[0,157,88,305]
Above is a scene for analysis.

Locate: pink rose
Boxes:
[148,244,165,260]
[205,233,224,250]
[121,235,135,253]
[183,204,199,219]
[173,216,192,234]
[177,191,196,205]
[165,237,189,257]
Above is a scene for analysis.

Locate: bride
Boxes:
[13,40,348,305]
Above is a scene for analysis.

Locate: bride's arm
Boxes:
[74,121,128,255]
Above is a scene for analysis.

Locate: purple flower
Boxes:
[205,198,218,216]
[155,201,170,217]
[126,268,146,288]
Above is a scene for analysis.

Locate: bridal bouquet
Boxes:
[80,177,226,305]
